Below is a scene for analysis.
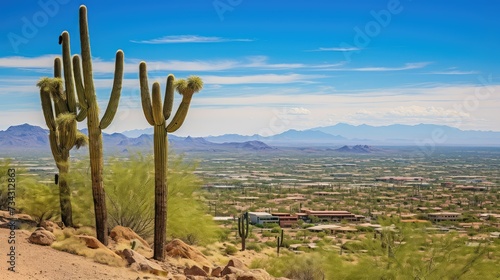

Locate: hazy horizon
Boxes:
[1,1,499,137]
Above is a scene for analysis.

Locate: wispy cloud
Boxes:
[349,62,431,72]
[0,55,55,68]
[130,35,254,44]
[307,47,362,52]
[428,70,479,75]
[202,74,323,84]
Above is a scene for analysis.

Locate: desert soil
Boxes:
[0,228,166,280]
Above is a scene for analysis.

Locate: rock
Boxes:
[165,239,212,267]
[29,229,56,246]
[237,269,274,280]
[226,258,248,271]
[15,213,33,221]
[40,220,61,232]
[221,266,245,277]
[172,275,187,280]
[74,235,105,249]
[122,248,168,276]
[109,226,150,248]
[211,266,223,277]
[184,265,207,277]
[224,275,238,280]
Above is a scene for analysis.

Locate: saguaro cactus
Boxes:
[277,229,284,256]
[55,5,123,245]
[139,62,203,261]
[37,56,87,227]
[238,212,250,251]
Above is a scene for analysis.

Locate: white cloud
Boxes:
[350,62,431,72]
[309,47,362,52]
[130,35,253,44]
[201,74,323,84]
[285,107,311,115]
[428,70,479,75]
[0,54,55,68]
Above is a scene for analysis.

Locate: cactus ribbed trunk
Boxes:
[57,151,73,227]
[153,125,167,260]
[87,103,108,244]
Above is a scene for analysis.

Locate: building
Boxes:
[427,212,461,222]
[271,213,299,228]
[301,210,364,223]
[248,212,280,225]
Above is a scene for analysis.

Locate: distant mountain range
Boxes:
[0,124,275,155]
[1,123,499,157]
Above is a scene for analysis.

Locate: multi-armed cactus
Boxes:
[277,229,284,256]
[37,55,87,227]
[53,5,123,245]
[238,212,250,251]
[139,62,203,261]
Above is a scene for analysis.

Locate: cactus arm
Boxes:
[65,118,77,150]
[60,31,77,114]
[72,55,88,110]
[40,87,56,131]
[72,55,88,122]
[152,82,164,126]
[244,213,249,238]
[49,130,62,161]
[54,57,62,78]
[100,50,124,129]
[139,62,155,126]
[166,95,192,133]
[163,74,175,120]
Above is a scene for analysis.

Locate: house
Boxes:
[272,213,298,228]
[248,212,280,225]
[427,212,461,222]
[300,210,364,223]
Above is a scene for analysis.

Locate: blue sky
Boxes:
[1,0,499,136]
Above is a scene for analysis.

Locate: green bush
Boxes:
[246,242,263,252]
[225,245,238,255]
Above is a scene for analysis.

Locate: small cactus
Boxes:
[238,212,250,251]
[277,229,284,256]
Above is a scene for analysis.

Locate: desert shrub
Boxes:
[246,242,263,252]
[0,159,12,210]
[71,153,218,244]
[225,245,238,255]
[16,178,59,225]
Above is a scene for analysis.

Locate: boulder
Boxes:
[122,248,168,276]
[29,229,56,246]
[165,239,212,267]
[109,226,150,248]
[211,266,223,277]
[184,265,207,277]
[172,275,187,280]
[40,220,61,232]
[221,266,245,277]
[15,213,33,221]
[74,235,105,249]
[226,258,248,271]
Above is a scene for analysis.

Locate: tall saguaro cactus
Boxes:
[55,5,123,245]
[139,62,203,261]
[238,212,250,251]
[37,55,87,227]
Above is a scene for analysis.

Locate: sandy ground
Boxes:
[0,228,166,280]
